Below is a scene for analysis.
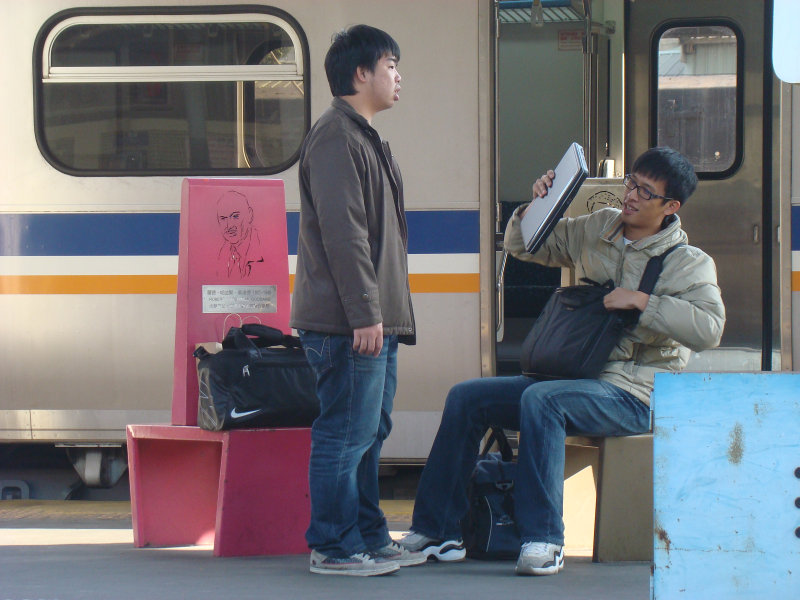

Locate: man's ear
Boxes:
[354,65,370,84]
[663,199,681,216]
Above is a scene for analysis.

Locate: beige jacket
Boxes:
[505,207,725,405]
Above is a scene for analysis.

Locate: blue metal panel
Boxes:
[653,372,800,599]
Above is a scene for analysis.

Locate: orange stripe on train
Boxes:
[0,275,177,294]
[793,271,800,292]
[0,273,480,294]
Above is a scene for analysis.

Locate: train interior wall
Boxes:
[495,17,585,375]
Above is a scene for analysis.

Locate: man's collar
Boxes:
[602,210,683,248]
[332,97,375,133]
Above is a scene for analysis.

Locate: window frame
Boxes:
[649,18,744,180]
[33,5,310,177]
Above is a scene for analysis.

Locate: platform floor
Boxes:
[0,501,649,600]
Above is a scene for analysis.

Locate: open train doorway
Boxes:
[494,0,613,374]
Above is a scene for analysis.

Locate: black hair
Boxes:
[324,24,401,97]
[631,146,698,205]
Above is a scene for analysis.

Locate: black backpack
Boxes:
[462,428,520,560]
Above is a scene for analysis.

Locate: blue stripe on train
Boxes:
[288,211,480,254]
[793,205,800,251]
[0,210,479,256]
[0,213,180,256]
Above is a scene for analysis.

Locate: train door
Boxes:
[493,1,614,375]
[626,1,775,370]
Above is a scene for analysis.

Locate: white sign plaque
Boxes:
[202,285,277,314]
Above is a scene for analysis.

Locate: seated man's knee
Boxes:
[520,383,558,417]
[442,379,482,418]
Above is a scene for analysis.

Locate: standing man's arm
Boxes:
[307,135,384,356]
[353,323,383,356]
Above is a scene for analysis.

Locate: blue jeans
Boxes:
[298,330,398,557]
[411,376,650,546]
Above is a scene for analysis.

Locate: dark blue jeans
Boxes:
[411,376,650,546]
[299,330,398,557]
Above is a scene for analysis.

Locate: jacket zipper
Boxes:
[615,243,629,286]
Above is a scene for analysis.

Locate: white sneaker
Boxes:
[398,531,466,562]
[309,550,399,576]
[370,541,428,566]
[515,541,565,576]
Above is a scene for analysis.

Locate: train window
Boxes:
[655,25,740,175]
[35,10,308,175]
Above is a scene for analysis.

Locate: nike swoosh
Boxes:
[230,407,262,419]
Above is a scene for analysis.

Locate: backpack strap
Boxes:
[239,323,286,346]
[241,323,304,349]
[481,427,514,462]
[221,326,260,351]
[637,243,684,295]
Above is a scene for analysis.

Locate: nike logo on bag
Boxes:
[230,407,262,419]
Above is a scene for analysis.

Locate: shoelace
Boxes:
[352,552,372,562]
[372,542,402,558]
[520,541,551,555]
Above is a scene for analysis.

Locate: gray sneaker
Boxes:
[370,541,428,567]
[515,542,565,576]
[309,550,399,576]
[398,531,466,562]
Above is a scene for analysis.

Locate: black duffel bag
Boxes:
[195,323,319,431]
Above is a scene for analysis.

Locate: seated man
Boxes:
[400,147,726,575]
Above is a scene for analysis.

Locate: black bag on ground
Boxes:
[195,323,319,431]
[462,428,521,560]
[520,244,683,379]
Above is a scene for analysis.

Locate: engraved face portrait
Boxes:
[216,191,264,279]
[217,191,253,246]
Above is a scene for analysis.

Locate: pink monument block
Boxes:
[172,178,290,426]
[127,424,311,556]
[128,180,309,558]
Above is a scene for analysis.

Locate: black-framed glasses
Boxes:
[623,174,673,202]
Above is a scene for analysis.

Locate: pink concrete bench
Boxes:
[127,424,311,557]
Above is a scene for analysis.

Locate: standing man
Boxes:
[290,25,422,576]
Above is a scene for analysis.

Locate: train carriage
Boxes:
[0,0,796,496]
